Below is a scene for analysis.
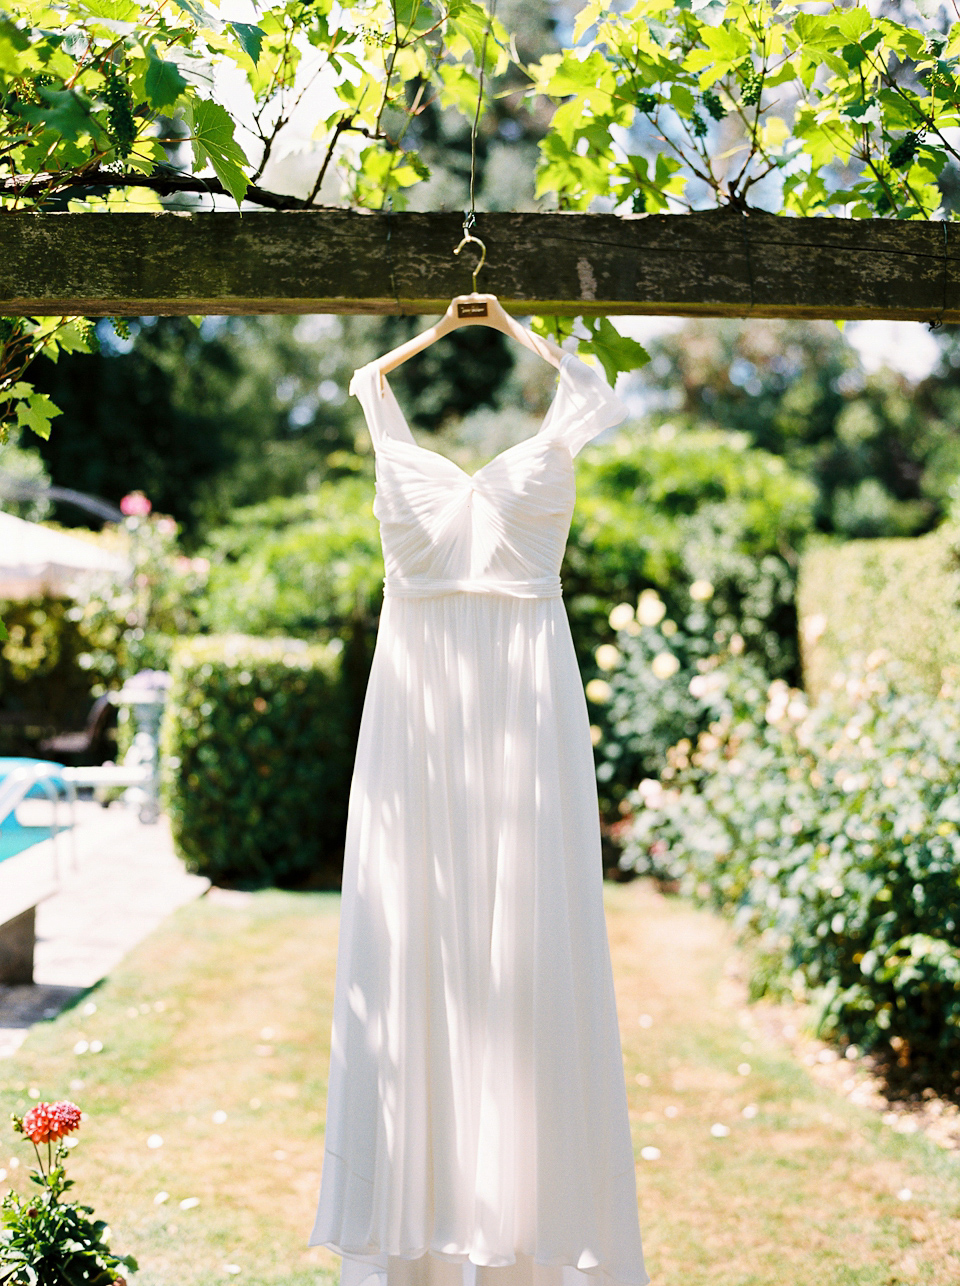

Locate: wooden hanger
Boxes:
[371,217,565,381]
[373,294,565,380]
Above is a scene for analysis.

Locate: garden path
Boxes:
[0,800,208,1058]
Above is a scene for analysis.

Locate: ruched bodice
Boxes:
[349,353,628,599]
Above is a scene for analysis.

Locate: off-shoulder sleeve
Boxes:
[541,354,630,457]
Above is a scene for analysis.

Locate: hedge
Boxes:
[798,525,960,700]
[161,635,352,887]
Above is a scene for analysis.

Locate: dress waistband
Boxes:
[383,575,562,600]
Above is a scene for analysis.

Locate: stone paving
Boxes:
[0,799,209,1058]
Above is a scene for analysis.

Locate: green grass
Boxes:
[608,881,960,1286]
[1,891,341,1286]
[2,881,960,1285]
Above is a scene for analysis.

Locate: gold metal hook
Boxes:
[453,230,487,293]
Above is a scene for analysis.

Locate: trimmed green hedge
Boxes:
[161,635,352,887]
[798,526,960,700]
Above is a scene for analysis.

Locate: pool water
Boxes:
[0,823,57,863]
[0,757,68,865]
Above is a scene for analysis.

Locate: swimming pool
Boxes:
[0,757,69,864]
[0,821,54,863]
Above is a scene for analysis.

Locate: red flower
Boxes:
[22,1100,82,1144]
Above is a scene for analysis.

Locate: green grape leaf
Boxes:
[190,98,249,204]
[79,0,140,19]
[15,87,99,142]
[577,317,650,386]
[0,17,30,73]
[145,49,188,110]
[48,320,96,356]
[229,21,265,65]
[15,391,62,440]
[171,0,212,26]
[449,1,498,72]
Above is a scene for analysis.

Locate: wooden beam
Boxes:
[1,208,957,320]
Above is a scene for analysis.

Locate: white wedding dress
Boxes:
[311,352,647,1286]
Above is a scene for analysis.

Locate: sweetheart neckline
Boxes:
[380,431,572,483]
[370,351,576,481]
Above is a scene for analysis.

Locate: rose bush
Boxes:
[588,583,761,821]
[619,653,960,1092]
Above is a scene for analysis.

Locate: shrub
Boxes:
[587,587,736,820]
[0,596,115,756]
[567,426,815,679]
[71,510,208,682]
[199,476,382,640]
[621,654,960,1093]
[798,525,960,700]
[161,635,352,887]
[198,477,382,734]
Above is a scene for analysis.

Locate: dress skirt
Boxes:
[311,591,647,1286]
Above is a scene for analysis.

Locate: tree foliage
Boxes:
[28,315,358,532]
[532,0,959,219]
[2,0,960,436]
[639,318,956,538]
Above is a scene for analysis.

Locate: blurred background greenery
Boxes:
[8,308,960,1093]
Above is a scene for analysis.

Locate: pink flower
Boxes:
[120,491,152,517]
[22,1100,82,1144]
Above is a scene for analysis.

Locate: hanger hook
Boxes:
[453,229,487,293]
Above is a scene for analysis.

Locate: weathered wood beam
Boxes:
[1,208,957,320]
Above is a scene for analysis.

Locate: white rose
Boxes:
[585,678,612,704]
[595,644,621,671]
[651,651,680,680]
[802,613,827,645]
[608,602,636,630]
[636,590,667,627]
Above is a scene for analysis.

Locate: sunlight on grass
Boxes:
[606,881,960,1286]
[2,882,960,1284]
[0,891,341,1286]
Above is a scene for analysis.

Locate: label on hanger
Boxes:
[457,302,488,318]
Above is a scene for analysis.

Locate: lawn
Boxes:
[2,880,960,1285]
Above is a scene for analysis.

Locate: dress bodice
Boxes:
[349,353,628,599]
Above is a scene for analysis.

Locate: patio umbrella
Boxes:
[0,511,128,599]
